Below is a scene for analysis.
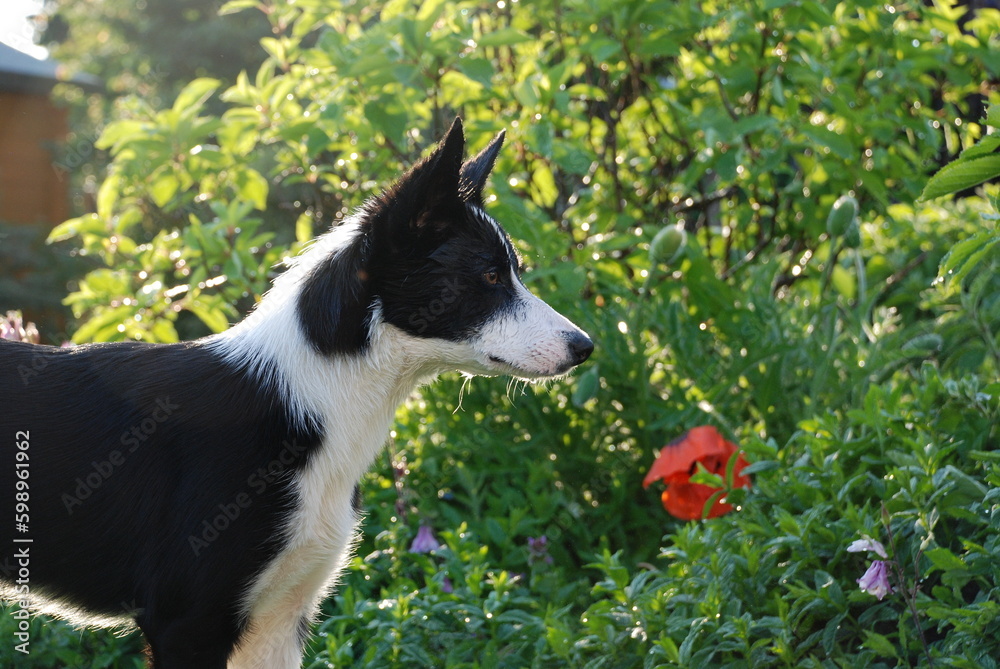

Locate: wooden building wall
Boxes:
[0,90,70,227]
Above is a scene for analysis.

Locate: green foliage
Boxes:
[47,0,1000,348]
[0,604,144,669]
[922,105,1000,201]
[39,0,270,109]
[0,222,89,342]
[8,0,1000,665]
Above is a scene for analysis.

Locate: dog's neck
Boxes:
[205,223,449,480]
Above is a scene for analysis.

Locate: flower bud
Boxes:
[649,226,686,265]
[826,195,858,237]
[842,221,862,249]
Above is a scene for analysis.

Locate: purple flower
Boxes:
[1,312,21,341]
[441,577,453,594]
[847,537,888,559]
[1,311,39,343]
[527,535,553,565]
[857,560,893,600]
[409,525,440,553]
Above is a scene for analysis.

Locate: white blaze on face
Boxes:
[472,270,591,379]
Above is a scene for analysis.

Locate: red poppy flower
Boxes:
[642,426,750,520]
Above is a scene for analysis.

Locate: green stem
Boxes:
[883,504,934,667]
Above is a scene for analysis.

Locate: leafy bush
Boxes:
[5,0,999,666]
[306,198,998,668]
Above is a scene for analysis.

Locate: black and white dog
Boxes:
[0,118,592,668]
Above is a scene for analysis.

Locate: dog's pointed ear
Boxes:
[412,117,465,230]
[377,117,466,234]
[433,116,466,188]
[420,116,465,196]
[459,129,505,204]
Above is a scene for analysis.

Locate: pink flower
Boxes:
[1,312,21,341]
[847,537,888,559]
[409,525,440,553]
[857,560,893,600]
[0,311,39,343]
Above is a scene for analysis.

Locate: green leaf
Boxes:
[97,172,122,220]
[295,212,313,244]
[553,141,594,176]
[415,0,449,23]
[740,460,779,476]
[940,234,989,277]
[148,169,181,208]
[636,33,680,57]
[938,465,988,506]
[186,298,231,333]
[232,167,269,210]
[344,52,393,77]
[47,214,105,243]
[172,78,221,116]
[71,305,134,344]
[801,125,855,160]
[924,547,967,572]
[485,517,505,546]
[218,118,260,156]
[689,465,724,488]
[260,37,287,64]
[938,232,1000,285]
[733,114,776,139]
[582,37,622,62]
[830,264,856,300]
[572,366,600,407]
[218,0,259,15]
[149,319,180,344]
[476,28,533,48]
[96,120,149,152]
[862,630,898,658]
[566,83,607,102]
[921,154,1000,200]
[531,164,558,208]
[958,135,1000,160]
[987,104,1000,128]
[364,100,409,144]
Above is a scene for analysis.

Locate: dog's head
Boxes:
[297,118,592,380]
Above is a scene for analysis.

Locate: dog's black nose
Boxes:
[566,331,594,366]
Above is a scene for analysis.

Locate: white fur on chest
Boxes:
[223,333,460,669]
[213,222,486,668]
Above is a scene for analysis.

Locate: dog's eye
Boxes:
[483,270,500,285]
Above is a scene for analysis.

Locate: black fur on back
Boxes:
[0,339,323,661]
